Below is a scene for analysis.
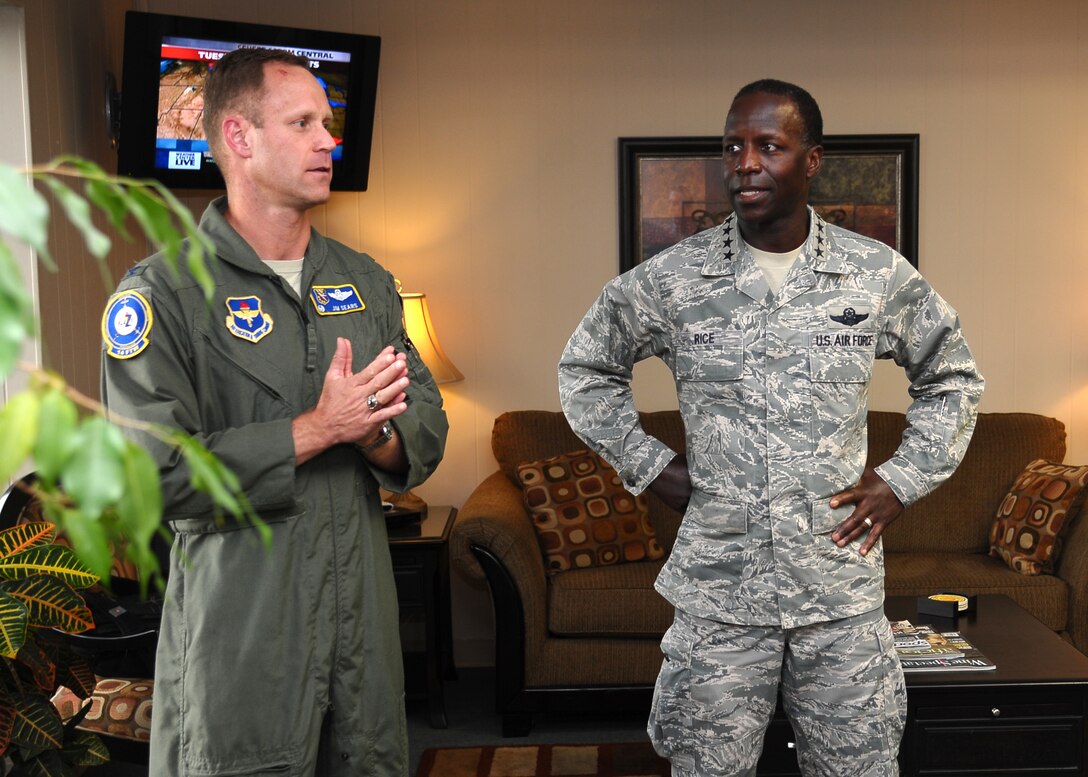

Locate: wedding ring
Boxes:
[366,393,380,411]
[863,517,873,528]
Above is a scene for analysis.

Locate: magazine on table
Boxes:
[891,620,996,672]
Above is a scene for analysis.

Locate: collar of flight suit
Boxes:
[200,196,330,280]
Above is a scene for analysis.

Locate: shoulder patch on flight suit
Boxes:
[103,291,153,359]
[309,284,365,315]
[225,296,274,342]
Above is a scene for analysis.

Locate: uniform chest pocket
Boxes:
[809,347,873,384]
[675,332,743,382]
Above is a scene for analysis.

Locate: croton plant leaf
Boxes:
[0,546,98,590]
[0,590,29,659]
[0,523,57,560]
[9,695,63,753]
[1,576,93,633]
[16,635,56,696]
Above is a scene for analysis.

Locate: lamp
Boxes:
[399,290,464,383]
[382,285,462,523]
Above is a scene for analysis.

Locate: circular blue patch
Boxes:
[102,290,153,359]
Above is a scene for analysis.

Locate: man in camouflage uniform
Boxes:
[558,80,983,776]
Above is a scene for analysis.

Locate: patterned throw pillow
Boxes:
[989,459,1088,575]
[51,677,153,742]
[516,450,665,574]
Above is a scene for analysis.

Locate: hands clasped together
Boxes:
[293,338,411,466]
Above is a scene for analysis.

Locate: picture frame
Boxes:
[618,134,919,273]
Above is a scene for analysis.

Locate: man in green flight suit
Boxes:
[100,48,448,776]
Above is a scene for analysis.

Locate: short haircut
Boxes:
[202,47,311,161]
[732,79,823,148]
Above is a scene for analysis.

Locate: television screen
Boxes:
[117,11,380,191]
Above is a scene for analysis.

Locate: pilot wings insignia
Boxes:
[829,307,869,327]
[310,284,365,315]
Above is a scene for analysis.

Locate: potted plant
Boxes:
[0,512,106,775]
[0,159,264,773]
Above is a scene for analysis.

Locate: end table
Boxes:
[387,505,457,728]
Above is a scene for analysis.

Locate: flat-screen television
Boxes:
[117,11,380,191]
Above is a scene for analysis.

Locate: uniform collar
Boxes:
[200,197,328,276]
[702,208,848,278]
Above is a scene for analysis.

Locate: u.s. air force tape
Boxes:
[102,290,153,359]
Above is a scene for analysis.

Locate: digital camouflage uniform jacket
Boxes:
[101,198,448,777]
[559,210,983,629]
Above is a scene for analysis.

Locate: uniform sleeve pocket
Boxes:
[809,348,873,384]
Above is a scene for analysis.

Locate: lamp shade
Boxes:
[400,292,464,383]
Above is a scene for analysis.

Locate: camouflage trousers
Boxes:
[647,607,906,777]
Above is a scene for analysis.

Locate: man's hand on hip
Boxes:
[829,468,904,556]
[649,453,693,513]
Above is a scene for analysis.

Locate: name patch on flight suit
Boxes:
[103,290,153,359]
[225,296,273,342]
[309,284,365,315]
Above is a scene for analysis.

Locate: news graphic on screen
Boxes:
[155,37,350,175]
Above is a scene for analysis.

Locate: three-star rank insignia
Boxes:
[103,290,153,359]
[310,284,365,315]
[225,296,274,342]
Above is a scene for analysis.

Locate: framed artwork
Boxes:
[618,134,919,272]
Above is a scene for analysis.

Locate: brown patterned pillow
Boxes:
[51,677,153,742]
[989,459,1088,575]
[516,450,665,574]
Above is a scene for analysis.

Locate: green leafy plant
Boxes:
[0,158,263,591]
[0,519,107,775]
[0,158,266,771]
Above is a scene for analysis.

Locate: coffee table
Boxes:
[757,594,1088,776]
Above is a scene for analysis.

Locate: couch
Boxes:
[450,410,1088,735]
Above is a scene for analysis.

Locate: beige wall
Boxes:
[149,0,1088,500]
[20,0,1088,662]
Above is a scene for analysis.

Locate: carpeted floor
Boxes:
[415,741,669,777]
[406,668,651,775]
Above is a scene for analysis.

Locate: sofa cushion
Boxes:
[548,560,671,637]
[989,459,1088,575]
[517,450,665,574]
[884,552,1069,632]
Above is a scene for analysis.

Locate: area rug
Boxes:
[415,741,669,777]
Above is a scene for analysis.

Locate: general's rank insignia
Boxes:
[102,291,153,359]
[309,284,365,315]
[225,296,273,342]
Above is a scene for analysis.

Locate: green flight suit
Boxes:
[100,198,448,777]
